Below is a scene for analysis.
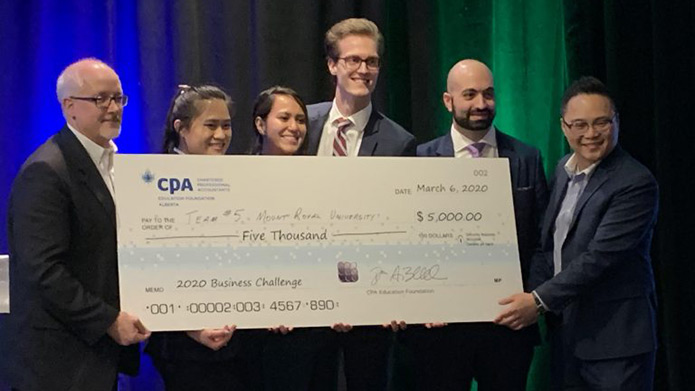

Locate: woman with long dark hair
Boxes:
[250,85,308,156]
[251,86,339,391]
[161,84,234,155]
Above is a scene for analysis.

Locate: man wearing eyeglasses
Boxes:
[0,58,149,391]
[304,18,416,158]
[266,18,415,391]
[495,76,659,390]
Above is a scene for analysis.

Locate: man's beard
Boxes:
[451,102,494,131]
[99,113,122,140]
[100,126,121,140]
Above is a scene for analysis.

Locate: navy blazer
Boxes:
[531,146,659,360]
[0,127,138,390]
[417,129,548,287]
[304,101,416,156]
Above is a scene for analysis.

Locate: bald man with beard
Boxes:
[0,58,149,391]
[402,59,548,390]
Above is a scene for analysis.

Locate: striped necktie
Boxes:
[332,117,352,157]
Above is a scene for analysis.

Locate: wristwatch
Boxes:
[533,292,547,315]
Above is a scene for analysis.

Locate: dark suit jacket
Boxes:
[0,127,138,391]
[417,129,549,287]
[530,146,659,360]
[305,101,416,156]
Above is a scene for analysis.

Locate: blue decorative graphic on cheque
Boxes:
[141,169,155,184]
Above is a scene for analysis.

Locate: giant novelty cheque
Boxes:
[115,155,522,331]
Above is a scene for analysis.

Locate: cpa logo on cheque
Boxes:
[141,169,194,194]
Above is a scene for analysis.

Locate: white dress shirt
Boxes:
[68,124,117,198]
[317,100,373,157]
[450,125,499,158]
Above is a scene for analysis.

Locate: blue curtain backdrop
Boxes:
[0,0,146,245]
[1,1,694,390]
[0,0,376,252]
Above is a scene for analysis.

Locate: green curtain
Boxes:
[384,0,569,173]
[489,0,569,172]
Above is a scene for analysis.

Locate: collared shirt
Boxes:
[317,100,373,157]
[67,124,118,199]
[450,125,498,158]
[534,154,600,311]
[172,147,186,155]
[552,154,600,275]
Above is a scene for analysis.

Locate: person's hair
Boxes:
[56,57,111,101]
[251,85,308,155]
[162,84,234,154]
[561,76,617,115]
[324,18,384,60]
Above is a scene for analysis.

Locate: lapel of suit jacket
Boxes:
[566,146,623,234]
[434,134,455,157]
[495,130,520,189]
[358,109,380,156]
[56,126,116,225]
[306,108,329,155]
[542,157,571,245]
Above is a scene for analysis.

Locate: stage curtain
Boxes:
[1,1,692,390]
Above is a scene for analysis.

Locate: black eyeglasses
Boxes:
[70,94,129,108]
[561,114,615,134]
[336,55,381,70]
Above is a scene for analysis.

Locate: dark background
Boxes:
[0,1,693,389]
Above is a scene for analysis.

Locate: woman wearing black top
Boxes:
[146,84,263,391]
[251,86,339,391]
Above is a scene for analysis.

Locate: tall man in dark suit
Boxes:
[0,58,150,391]
[311,18,416,391]
[404,59,548,390]
[304,18,416,157]
[265,18,415,391]
[495,76,659,390]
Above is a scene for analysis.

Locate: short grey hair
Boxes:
[55,57,108,102]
